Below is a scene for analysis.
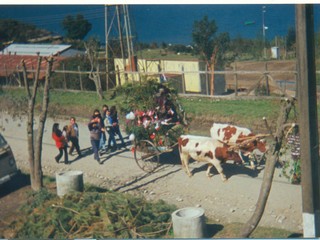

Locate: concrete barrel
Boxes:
[171,207,206,238]
[56,171,84,197]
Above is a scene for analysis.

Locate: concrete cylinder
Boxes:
[56,171,84,197]
[171,207,206,238]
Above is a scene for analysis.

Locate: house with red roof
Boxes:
[0,44,73,81]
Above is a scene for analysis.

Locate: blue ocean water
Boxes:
[0,4,319,45]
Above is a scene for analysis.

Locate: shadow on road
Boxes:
[112,165,182,193]
[191,162,262,179]
[154,146,264,180]
[158,147,181,164]
[68,147,93,164]
[206,223,224,238]
[99,147,131,164]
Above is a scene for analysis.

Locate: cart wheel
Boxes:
[134,140,160,173]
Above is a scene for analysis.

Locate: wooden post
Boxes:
[234,62,238,96]
[17,66,22,87]
[116,65,121,86]
[62,63,67,90]
[264,62,270,96]
[210,62,215,95]
[205,64,209,95]
[4,64,8,85]
[78,66,83,91]
[296,4,320,238]
[295,62,298,98]
[181,66,186,94]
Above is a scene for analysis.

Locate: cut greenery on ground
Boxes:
[1,173,301,239]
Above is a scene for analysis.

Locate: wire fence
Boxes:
[1,61,319,97]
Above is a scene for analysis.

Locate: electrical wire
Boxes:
[7,6,105,27]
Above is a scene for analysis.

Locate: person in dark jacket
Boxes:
[68,117,82,157]
[88,109,103,164]
[52,123,69,164]
[109,106,126,150]
[104,108,117,152]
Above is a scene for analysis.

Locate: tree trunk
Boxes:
[22,56,52,191]
[95,65,104,100]
[22,59,39,188]
[89,73,104,101]
[84,41,105,100]
[32,57,53,190]
[240,97,296,238]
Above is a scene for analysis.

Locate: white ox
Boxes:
[210,123,267,167]
[178,135,241,182]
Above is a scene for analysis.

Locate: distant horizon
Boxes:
[0,4,319,45]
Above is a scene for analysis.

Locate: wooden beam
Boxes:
[296,4,320,237]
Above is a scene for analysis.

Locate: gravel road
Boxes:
[1,114,303,233]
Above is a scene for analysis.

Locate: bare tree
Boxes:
[240,97,296,237]
[84,39,104,100]
[21,56,54,191]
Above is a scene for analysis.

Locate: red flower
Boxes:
[150,133,156,140]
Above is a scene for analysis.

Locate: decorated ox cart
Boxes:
[125,83,187,173]
[123,81,269,174]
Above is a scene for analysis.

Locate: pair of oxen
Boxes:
[178,123,268,181]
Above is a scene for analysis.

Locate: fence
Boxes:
[1,61,319,97]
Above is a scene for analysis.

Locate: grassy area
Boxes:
[181,96,280,121]
[0,86,306,134]
[0,87,280,118]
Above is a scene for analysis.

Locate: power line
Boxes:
[6,7,104,27]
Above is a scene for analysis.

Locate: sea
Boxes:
[0,4,319,45]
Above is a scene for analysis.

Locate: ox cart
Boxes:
[124,83,187,173]
[130,120,185,173]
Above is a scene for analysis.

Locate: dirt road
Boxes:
[1,114,303,233]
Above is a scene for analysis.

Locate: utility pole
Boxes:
[105,4,135,85]
[116,5,128,83]
[123,5,132,74]
[125,5,135,61]
[296,4,320,238]
[262,6,267,59]
[104,5,109,91]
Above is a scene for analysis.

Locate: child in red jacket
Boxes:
[52,123,69,164]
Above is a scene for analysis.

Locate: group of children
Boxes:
[52,117,81,165]
[88,105,126,164]
[52,105,126,165]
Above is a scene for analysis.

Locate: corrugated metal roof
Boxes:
[2,44,72,56]
[60,48,85,57]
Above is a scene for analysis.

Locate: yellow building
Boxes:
[114,57,225,94]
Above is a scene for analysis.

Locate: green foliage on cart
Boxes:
[116,79,187,144]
